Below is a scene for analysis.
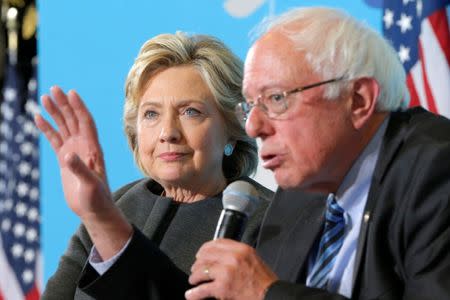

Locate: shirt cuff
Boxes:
[88,237,132,275]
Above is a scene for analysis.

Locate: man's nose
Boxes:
[245,105,271,138]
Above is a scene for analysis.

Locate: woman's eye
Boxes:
[143,110,158,119]
[184,107,201,117]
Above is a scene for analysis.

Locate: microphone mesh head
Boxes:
[222,180,259,216]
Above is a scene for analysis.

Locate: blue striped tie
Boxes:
[308,194,345,289]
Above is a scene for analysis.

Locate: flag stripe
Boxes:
[407,73,421,107]
[411,62,429,109]
[0,235,25,299]
[428,9,450,65]
[383,1,450,118]
[418,40,438,113]
[420,19,450,113]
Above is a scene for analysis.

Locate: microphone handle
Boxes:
[213,209,247,240]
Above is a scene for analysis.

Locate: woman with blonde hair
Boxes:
[38,32,272,299]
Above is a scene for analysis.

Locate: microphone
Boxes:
[213,180,259,240]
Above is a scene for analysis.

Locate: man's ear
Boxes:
[350,77,380,130]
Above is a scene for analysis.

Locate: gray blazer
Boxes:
[42,178,272,300]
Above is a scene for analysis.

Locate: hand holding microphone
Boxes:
[186,180,277,300]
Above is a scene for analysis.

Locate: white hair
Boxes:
[254,7,410,111]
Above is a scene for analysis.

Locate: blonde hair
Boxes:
[124,32,257,181]
[255,7,410,111]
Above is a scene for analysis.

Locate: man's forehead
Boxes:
[243,33,310,91]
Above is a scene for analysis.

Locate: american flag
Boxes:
[0,57,41,299]
[383,0,450,117]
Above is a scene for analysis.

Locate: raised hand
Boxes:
[35,86,132,259]
[35,86,111,218]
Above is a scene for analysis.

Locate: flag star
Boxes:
[15,202,28,217]
[20,142,34,155]
[31,168,39,180]
[25,101,40,115]
[17,182,30,197]
[15,133,25,143]
[29,187,39,201]
[396,13,413,33]
[398,45,411,63]
[403,0,414,5]
[0,123,11,137]
[0,141,8,154]
[0,201,3,212]
[18,161,32,176]
[24,121,36,135]
[12,243,24,258]
[3,87,17,102]
[26,228,38,242]
[28,78,37,92]
[416,0,423,16]
[1,219,11,231]
[13,223,26,237]
[4,198,13,210]
[24,249,35,263]
[0,161,6,173]
[22,269,34,284]
[0,179,5,190]
[384,9,394,29]
[1,103,14,120]
[28,207,39,221]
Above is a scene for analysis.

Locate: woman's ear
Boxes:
[350,77,380,130]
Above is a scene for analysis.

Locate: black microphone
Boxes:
[213,180,259,240]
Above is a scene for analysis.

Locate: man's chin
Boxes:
[274,171,301,189]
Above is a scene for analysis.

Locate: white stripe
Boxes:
[0,235,25,299]
[36,251,44,293]
[420,18,450,118]
[410,62,429,110]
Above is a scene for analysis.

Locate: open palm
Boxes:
[35,86,111,218]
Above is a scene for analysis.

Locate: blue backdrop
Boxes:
[38,0,382,283]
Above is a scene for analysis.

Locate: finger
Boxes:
[68,90,99,141]
[65,152,97,184]
[195,239,243,261]
[51,86,79,135]
[41,94,70,139]
[189,263,213,285]
[185,282,216,300]
[34,113,63,151]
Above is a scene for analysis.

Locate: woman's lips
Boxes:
[158,152,187,161]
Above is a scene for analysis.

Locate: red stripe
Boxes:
[406,73,420,108]
[417,41,438,113]
[0,289,4,300]
[428,9,450,67]
[25,283,40,300]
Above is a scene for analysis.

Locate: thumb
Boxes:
[65,152,97,184]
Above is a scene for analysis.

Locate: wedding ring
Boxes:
[203,267,211,279]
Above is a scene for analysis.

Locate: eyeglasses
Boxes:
[235,76,346,126]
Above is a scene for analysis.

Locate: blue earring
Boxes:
[224,143,234,156]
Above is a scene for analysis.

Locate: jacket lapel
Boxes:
[351,110,411,288]
[257,188,326,282]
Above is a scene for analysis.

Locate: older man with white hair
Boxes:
[187,6,450,300]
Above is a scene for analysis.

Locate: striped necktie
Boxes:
[308,194,345,289]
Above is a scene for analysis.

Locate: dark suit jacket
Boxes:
[259,107,450,300]
[42,177,272,300]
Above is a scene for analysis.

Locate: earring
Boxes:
[224,143,234,156]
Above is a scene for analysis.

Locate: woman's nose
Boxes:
[159,116,181,143]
